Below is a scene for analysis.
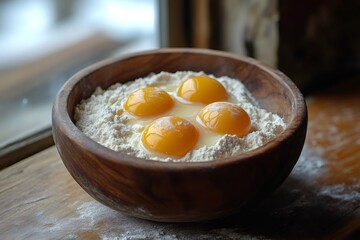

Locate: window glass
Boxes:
[0,0,158,149]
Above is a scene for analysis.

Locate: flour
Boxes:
[74,71,286,162]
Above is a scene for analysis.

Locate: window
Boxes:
[0,0,158,166]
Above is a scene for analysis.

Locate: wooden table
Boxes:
[1,79,359,239]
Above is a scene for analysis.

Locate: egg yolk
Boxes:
[124,87,173,117]
[141,116,198,157]
[177,75,228,104]
[197,102,251,137]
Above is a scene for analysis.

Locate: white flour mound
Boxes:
[74,71,286,162]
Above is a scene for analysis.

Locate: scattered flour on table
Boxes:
[74,71,286,162]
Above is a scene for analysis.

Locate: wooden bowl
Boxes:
[52,48,307,222]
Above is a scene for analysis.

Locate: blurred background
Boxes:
[1,0,359,165]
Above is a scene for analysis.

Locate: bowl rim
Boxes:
[53,48,307,171]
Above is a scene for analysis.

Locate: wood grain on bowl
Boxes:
[52,48,307,222]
